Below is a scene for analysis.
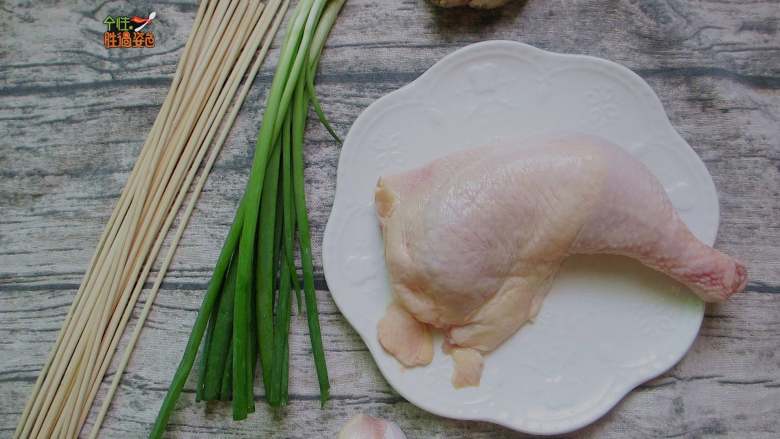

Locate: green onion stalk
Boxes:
[150,1,346,437]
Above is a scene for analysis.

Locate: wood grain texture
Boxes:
[1,0,779,437]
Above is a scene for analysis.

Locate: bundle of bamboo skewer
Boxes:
[14,1,288,437]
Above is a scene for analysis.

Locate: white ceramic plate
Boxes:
[322,41,718,435]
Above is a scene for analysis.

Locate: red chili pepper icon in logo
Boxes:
[130,12,156,32]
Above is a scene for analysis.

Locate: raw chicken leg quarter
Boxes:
[374,134,747,388]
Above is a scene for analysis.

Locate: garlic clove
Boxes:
[337,414,407,439]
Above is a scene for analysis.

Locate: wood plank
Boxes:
[1,0,778,437]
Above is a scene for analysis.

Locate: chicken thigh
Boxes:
[375,135,746,386]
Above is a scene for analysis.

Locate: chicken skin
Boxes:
[375,135,746,386]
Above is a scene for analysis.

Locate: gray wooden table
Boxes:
[2,0,779,437]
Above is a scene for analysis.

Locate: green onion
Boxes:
[233,0,317,404]
[195,293,218,402]
[306,0,345,144]
[271,241,293,405]
[150,208,243,438]
[204,256,237,400]
[255,130,283,391]
[219,341,233,401]
[292,70,330,406]
[151,0,346,434]
[282,95,303,314]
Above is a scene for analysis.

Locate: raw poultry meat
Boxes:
[375,134,747,387]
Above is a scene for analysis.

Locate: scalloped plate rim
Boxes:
[322,40,717,435]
